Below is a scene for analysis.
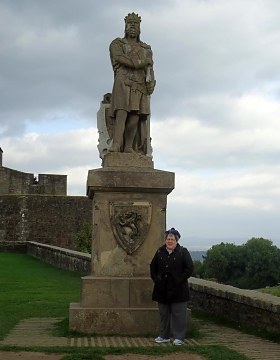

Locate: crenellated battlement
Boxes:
[0,166,67,195]
[0,149,67,196]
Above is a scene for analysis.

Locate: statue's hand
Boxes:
[145,58,153,67]
[146,81,155,95]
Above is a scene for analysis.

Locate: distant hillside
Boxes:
[189,251,206,262]
[180,237,248,251]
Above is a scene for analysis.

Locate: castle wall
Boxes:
[0,166,34,195]
[0,195,92,250]
[38,174,67,195]
[0,166,67,196]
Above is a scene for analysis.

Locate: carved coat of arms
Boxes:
[110,201,152,255]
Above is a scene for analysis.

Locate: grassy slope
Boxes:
[0,253,81,340]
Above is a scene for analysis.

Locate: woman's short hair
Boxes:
[165,233,179,242]
[164,228,181,242]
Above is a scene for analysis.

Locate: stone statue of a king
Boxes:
[69,13,175,335]
[108,12,156,155]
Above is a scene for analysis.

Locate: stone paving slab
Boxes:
[1,318,280,360]
[0,318,68,347]
[195,319,280,360]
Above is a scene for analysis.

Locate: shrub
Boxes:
[74,222,92,253]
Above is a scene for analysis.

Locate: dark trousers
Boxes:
[158,302,187,340]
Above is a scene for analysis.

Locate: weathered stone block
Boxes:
[87,167,174,197]
[102,152,153,169]
[69,304,161,335]
[80,276,156,308]
[69,303,192,335]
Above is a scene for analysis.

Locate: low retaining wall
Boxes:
[26,242,280,333]
[27,241,91,274]
[189,278,280,333]
[0,241,27,253]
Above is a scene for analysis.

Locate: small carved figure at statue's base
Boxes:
[108,13,155,156]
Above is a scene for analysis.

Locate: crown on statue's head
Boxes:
[124,12,141,23]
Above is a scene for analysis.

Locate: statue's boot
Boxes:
[109,143,120,152]
[124,147,136,154]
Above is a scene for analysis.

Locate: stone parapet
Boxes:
[189,277,280,332]
[27,241,91,274]
[0,166,67,195]
[0,241,27,253]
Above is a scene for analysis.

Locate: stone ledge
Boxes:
[87,167,174,198]
[189,277,280,312]
[27,241,91,274]
[28,241,91,260]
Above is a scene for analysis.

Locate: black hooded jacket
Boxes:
[150,243,194,303]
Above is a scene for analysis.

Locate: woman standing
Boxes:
[150,228,194,345]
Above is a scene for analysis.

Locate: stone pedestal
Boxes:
[69,153,178,334]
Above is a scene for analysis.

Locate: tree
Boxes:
[243,238,280,288]
[202,243,241,283]
[201,238,280,289]
[74,222,92,253]
[192,260,204,278]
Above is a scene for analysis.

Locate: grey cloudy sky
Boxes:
[1,0,280,249]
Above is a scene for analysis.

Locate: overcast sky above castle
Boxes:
[1,0,280,249]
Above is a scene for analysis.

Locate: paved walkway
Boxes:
[1,318,280,359]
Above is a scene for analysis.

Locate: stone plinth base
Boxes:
[79,276,156,308]
[69,275,192,335]
[69,304,192,335]
[102,152,153,169]
[69,304,161,334]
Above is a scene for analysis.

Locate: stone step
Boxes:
[68,337,200,347]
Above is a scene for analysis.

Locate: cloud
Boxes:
[1,128,101,176]
[1,0,280,246]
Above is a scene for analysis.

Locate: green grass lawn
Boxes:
[257,286,280,297]
[0,253,82,340]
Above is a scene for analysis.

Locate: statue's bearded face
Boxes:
[125,20,140,38]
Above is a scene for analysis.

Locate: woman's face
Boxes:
[165,234,177,250]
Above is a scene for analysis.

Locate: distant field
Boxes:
[0,253,82,340]
[257,286,280,297]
